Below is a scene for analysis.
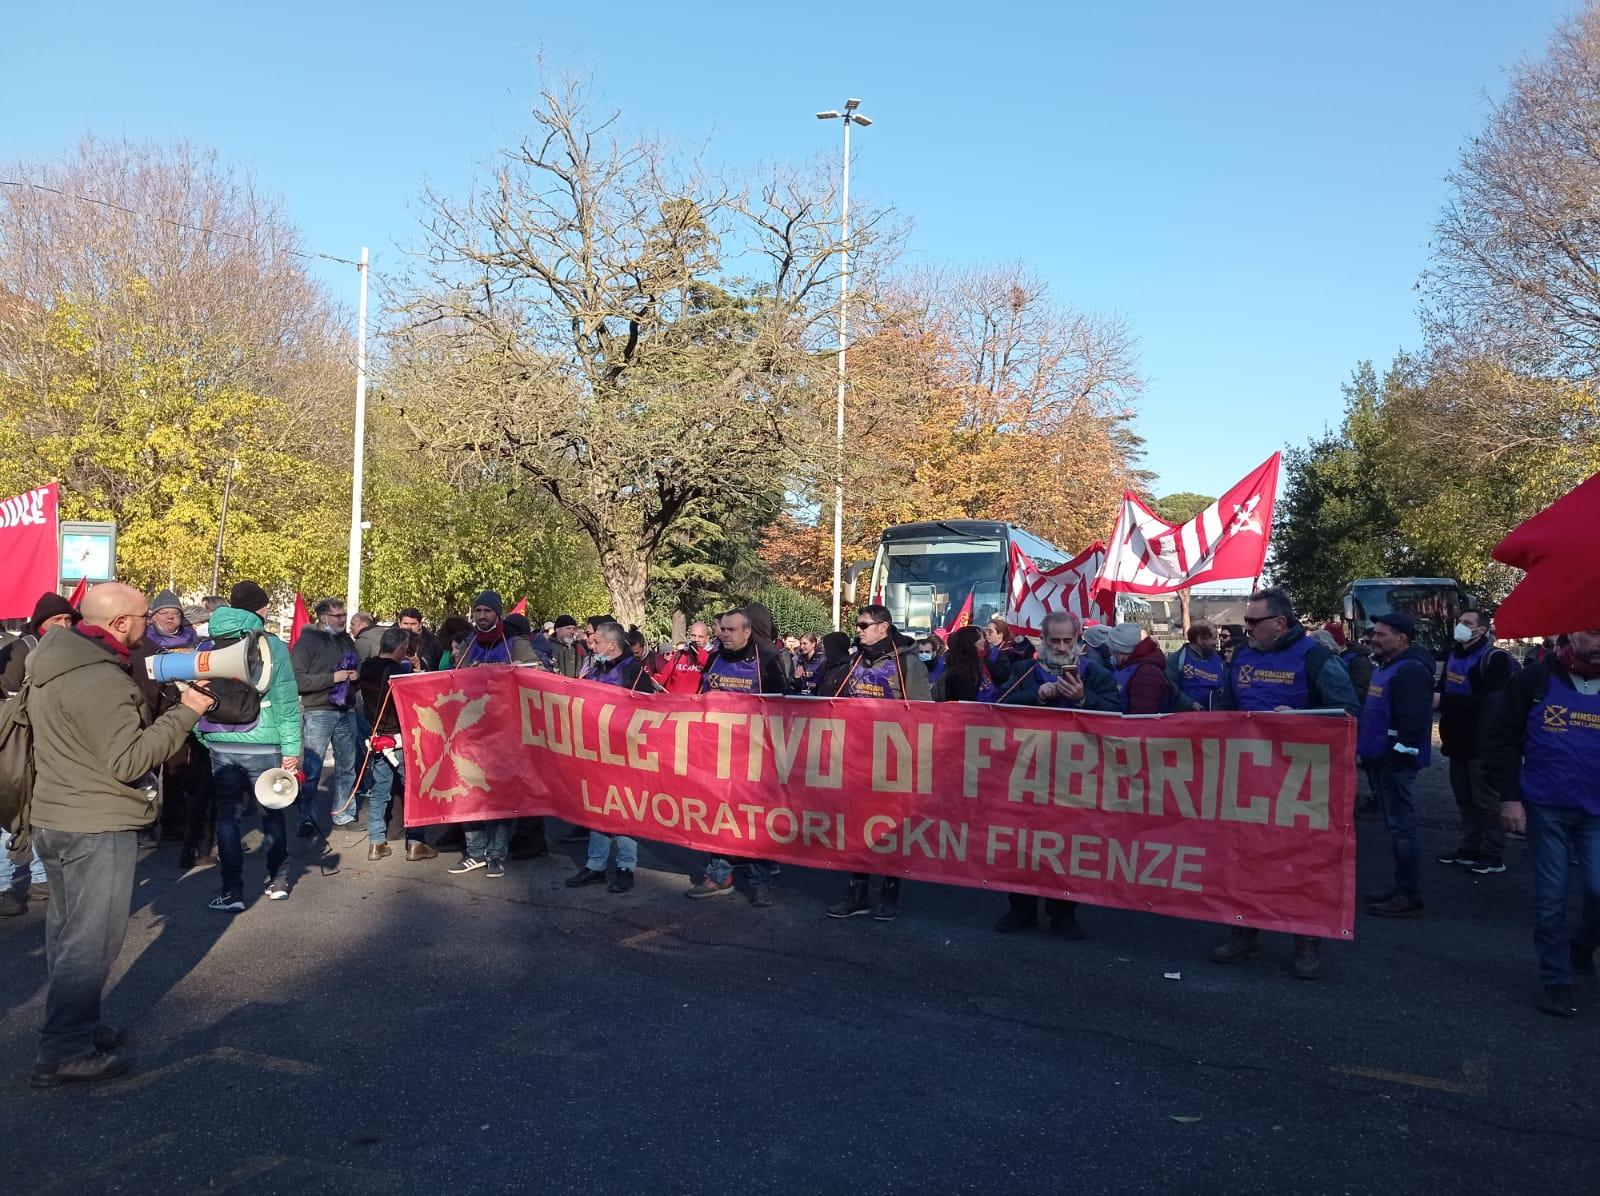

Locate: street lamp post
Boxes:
[816,99,872,631]
[346,246,369,614]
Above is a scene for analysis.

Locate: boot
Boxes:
[1049,903,1084,941]
[1291,936,1321,980]
[405,841,439,862]
[873,877,901,922]
[367,842,392,861]
[1210,927,1260,965]
[826,877,872,919]
[994,899,1038,933]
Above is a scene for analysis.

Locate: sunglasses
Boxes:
[856,621,881,630]
[1242,615,1280,627]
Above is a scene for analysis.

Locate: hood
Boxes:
[744,602,778,645]
[207,606,265,638]
[26,625,128,688]
[1124,637,1166,668]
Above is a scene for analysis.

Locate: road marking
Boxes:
[619,924,679,948]
[1331,1056,1490,1096]
[91,1046,317,1095]
[200,1155,287,1192]
[28,1132,176,1196]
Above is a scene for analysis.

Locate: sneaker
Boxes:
[685,875,733,899]
[1468,858,1507,875]
[564,867,607,888]
[30,1049,131,1089]
[485,859,506,879]
[1366,894,1425,918]
[872,896,899,922]
[607,868,634,894]
[447,856,488,875]
[1538,983,1577,1017]
[826,884,873,919]
[92,1026,127,1052]
[265,875,290,901]
[750,887,774,909]
[1436,848,1476,866]
[208,888,245,913]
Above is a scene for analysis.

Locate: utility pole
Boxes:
[211,457,238,595]
[345,246,369,614]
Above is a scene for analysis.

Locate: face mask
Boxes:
[590,652,611,667]
[1453,623,1477,645]
[918,652,934,664]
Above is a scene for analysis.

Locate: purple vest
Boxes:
[1231,636,1317,711]
[145,624,198,652]
[583,657,629,687]
[844,650,904,700]
[793,654,824,694]
[703,653,760,693]
[1176,647,1226,705]
[1441,639,1494,696]
[1114,661,1171,714]
[1358,656,1433,766]
[462,636,512,667]
[1522,673,1600,815]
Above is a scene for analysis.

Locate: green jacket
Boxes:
[192,607,303,758]
[26,625,201,834]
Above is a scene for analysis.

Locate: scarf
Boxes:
[474,621,507,648]
[1560,643,1600,680]
[75,623,131,662]
[145,623,198,651]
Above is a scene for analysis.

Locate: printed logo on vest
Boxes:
[1543,704,1570,732]
[1236,664,1254,685]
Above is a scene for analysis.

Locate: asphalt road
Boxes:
[3,756,1597,1195]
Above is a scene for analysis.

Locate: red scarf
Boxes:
[75,623,131,661]
[1560,643,1600,680]
[474,621,507,648]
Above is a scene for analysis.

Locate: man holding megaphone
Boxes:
[190,582,304,913]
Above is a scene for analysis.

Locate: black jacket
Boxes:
[1436,639,1517,758]
[837,631,932,701]
[291,624,359,711]
[700,641,789,695]
[357,656,407,734]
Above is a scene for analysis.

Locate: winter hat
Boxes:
[552,614,578,630]
[1373,612,1417,640]
[504,614,532,638]
[1082,624,1112,650]
[149,589,183,614]
[28,592,81,635]
[229,581,271,613]
[472,590,504,617]
[1107,623,1143,657]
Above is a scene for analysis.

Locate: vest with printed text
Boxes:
[1230,635,1317,711]
[1521,673,1600,815]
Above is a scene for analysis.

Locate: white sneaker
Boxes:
[265,875,291,901]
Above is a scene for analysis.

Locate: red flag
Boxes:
[0,484,59,619]
[510,598,528,617]
[67,575,88,609]
[945,592,973,632]
[1006,542,1113,635]
[289,593,312,647]
[1095,453,1280,596]
[1493,471,1600,638]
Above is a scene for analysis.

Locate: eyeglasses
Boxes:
[1242,615,1280,627]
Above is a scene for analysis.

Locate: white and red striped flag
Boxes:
[1094,453,1280,596]
[1006,541,1113,635]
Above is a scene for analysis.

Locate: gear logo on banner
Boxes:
[408,690,493,802]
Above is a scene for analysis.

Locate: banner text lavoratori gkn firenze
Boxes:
[394,668,1357,938]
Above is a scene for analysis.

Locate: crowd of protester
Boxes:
[3,575,1596,1088]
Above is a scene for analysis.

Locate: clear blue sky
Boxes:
[0,0,1577,498]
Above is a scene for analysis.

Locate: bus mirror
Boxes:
[843,560,871,604]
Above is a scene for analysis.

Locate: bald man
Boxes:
[24,582,214,1088]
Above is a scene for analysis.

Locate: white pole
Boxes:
[346,246,369,614]
[831,118,852,632]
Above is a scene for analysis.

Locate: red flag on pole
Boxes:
[0,484,59,619]
[67,575,88,609]
[510,598,528,617]
[289,593,311,647]
[1095,453,1280,597]
[945,592,974,632]
[1493,470,1600,638]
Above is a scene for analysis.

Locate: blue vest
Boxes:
[1441,639,1494,697]
[1522,673,1600,815]
[583,657,629,687]
[1230,636,1317,711]
[793,653,824,694]
[844,650,904,699]
[703,652,761,693]
[1114,660,1172,714]
[1175,647,1226,706]
[925,657,946,689]
[461,636,512,667]
[1358,656,1433,766]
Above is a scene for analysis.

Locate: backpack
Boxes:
[199,629,264,728]
[0,682,37,853]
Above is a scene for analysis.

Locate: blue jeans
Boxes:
[366,753,423,845]
[464,820,511,863]
[0,827,47,890]
[299,708,360,825]
[587,832,638,872]
[211,747,289,893]
[1526,802,1600,986]
[703,856,776,889]
[1374,766,1421,899]
[32,828,138,1064]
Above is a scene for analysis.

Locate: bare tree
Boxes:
[388,79,894,626]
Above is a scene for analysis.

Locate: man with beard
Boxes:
[684,610,788,906]
[1486,628,1600,1017]
[825,604,930,922]
[396,608,441,671]
[994,610,1118,939]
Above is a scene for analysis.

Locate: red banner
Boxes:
[0,484,59,620]
[394,668,1358,939]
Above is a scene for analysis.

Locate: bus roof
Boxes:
[1344,577,1461,587]
[881,520,1012,541]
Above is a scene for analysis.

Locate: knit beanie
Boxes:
[28,592,81,635]
[149,589,183,614]
[472,590,504,617]
[229,581,271,613]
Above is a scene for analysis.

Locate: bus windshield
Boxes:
[1344,580,1466,659]
[872,538,1007,633]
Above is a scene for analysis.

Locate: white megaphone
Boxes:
[144,631,274,693]
[254,767,300,810]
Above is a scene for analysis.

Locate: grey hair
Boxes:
[1040,610,1083,636]
[1249,586,1296,622]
